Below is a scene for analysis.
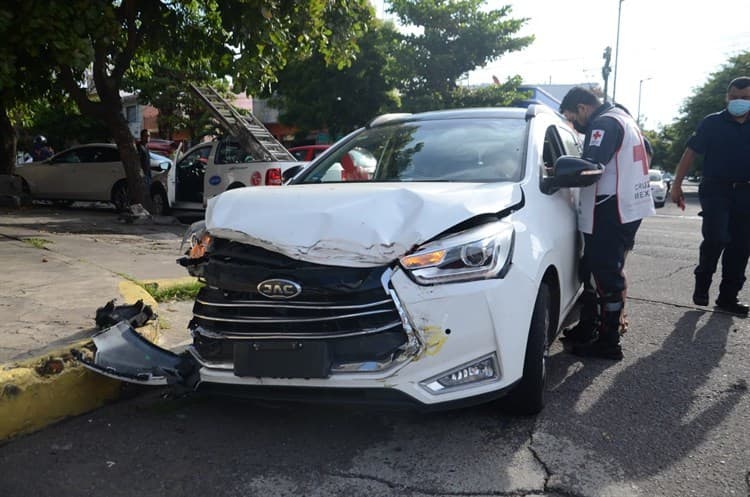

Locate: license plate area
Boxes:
[233,341,330,379]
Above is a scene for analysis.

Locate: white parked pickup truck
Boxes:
[155,138,306,212]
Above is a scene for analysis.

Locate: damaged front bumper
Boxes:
[72,322,197,387]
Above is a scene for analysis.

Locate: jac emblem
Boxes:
[257,279,302,299]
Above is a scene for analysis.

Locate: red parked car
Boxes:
[146,138,179,158]
[288,144,329,162]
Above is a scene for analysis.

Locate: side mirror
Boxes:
[282,164,305,183]
[541,156,603,194]
[152,161,171,172]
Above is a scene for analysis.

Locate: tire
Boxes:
[111,181,129,212]
[53,200,74,208]
[502,284,551,416]
[226,182,245,191]
[150,188,170,216]
[655,201,665,208]
[18,177,30,194]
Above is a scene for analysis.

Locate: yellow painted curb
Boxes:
[0,359,120,440]
[0,277,193,442]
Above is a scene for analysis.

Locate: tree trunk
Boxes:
[59,67,154,214]
[103,108,153,212]
[0,103,17,176]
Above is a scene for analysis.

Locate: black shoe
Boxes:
[693,277,711,306]
[715,298,749,316]
[693,286,709,306]
[693,291,709,306]
[571,339,623,361]
[560,322,597,351]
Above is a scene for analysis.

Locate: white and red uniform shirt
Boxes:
[578,106,655,233]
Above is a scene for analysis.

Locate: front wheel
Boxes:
[150,188,169,216]
[501,284,551,416]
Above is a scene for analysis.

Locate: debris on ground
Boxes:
[95,299,155,329]
[119,203,152,224]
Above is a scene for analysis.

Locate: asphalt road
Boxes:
[1,185,748,497]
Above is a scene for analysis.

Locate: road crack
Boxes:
[527,425,588,497]
[323,470,548,496]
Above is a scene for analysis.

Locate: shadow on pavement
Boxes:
[545,308,745,489]
[0,204,195,237]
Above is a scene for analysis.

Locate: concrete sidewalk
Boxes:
[0,205,195,362]
[0,204,200,440]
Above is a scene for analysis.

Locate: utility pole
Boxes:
[602,47,612,102]
[637,77,653,127]
[612,0,624,101]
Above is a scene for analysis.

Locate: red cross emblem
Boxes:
[593,130,602,140]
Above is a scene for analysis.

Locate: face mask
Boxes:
[727,99,750,116]
[572,119,587,134]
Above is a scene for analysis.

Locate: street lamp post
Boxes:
[612,0,624,102]
[637,77,652,127]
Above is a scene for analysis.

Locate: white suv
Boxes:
[78,106,600,414]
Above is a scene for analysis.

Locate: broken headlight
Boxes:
[399,220,514,285]
[180,220,212,259]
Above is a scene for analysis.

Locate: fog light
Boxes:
[421,354,499,394]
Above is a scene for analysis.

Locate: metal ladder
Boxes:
[188,83,295,162]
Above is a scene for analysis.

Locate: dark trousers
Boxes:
[695,180,750,299]
[580,196,642,303]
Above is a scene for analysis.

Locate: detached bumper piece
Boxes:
[73,321,196,386]
[94,299,155,330]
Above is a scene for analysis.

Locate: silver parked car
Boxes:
[15,143,172,213]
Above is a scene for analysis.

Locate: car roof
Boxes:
[368,105,557,128]
[63,143,116,149]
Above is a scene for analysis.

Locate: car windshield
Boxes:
[297,118,527,184]
[649,170,662,181]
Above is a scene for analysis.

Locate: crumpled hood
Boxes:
[205,182,522,267]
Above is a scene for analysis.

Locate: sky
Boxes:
[376,0,750,129]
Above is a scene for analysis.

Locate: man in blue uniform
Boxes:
[671,76,750,316]
[559,87,655,360]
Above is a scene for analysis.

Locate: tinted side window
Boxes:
[541,126,565,179]
[92,147,121,163]
[216,140,254,164]
[558,126,582,156]
[178,146,212,168]
[54,150,83,163]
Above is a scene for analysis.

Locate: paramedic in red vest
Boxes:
[559,87,655,360]
[670,76,750,316]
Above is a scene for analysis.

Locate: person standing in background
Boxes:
[670,76,750,316]
[137,129,152,188]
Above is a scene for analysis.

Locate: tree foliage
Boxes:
[267,19,399,140]
[1,0,371,209]
[387,0,533,111]
[0,3,63,174]
[663,51,750,170]
[642,127,674,172]
[266,1,532,135]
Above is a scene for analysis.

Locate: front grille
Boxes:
[193,287,402,338]
[191,238,408,368]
